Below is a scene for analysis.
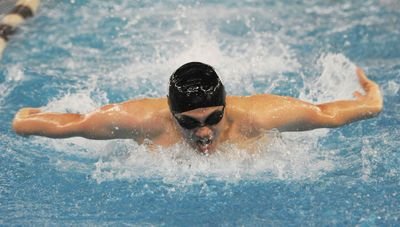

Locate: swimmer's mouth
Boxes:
[195,138,213,154]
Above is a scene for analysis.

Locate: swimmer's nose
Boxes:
[194,126,213,138]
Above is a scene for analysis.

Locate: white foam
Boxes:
[32,121,335,185]
[299,53,361,103]
[87,130,334,185]
[0,64,25,110]
[386,80,399,96]
[103,26,300,98]
[43,73,108,113]
[43,91,107,113]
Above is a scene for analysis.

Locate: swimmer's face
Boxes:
[173,106,225,155]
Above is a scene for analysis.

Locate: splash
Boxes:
[43,90,108,113]
[299,53,361,103]
[35,128,334,186]
[0,64,25,110]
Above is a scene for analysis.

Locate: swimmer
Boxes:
[12,62,383,155]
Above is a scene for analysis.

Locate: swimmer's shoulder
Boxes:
[101,97,169,118]
[120,97,168,110]
[116,97,173,130]
[226,94,285,110]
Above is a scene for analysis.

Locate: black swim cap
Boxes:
[168,62,226,113]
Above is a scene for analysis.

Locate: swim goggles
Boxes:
[173,106,225,129]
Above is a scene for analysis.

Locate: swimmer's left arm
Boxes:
[252,68,383,131]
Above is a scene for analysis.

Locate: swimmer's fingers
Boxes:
[355,67,383,109]
[356,67,379,93]
[356,67,369,82]
[353,91,364,99]
[15,108,41,119]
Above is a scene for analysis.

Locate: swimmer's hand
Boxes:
[14,108,42,119]
[353,67,383,112]
[13,108,42,137]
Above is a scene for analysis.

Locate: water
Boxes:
[1,0,399,225]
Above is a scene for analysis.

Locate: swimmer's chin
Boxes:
[194,140,217,155]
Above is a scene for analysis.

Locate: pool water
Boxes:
[1,0,399,225]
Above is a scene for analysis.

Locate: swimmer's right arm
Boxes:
[12,105,131,139]
[12,100,163,140]
[12,108,85,138]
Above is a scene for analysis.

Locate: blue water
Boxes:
[1,0,399,225]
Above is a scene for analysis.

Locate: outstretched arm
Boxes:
[311,68,383,129]
[12,99,167,140]
[249,68,383,132]
[12,107,85,138]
